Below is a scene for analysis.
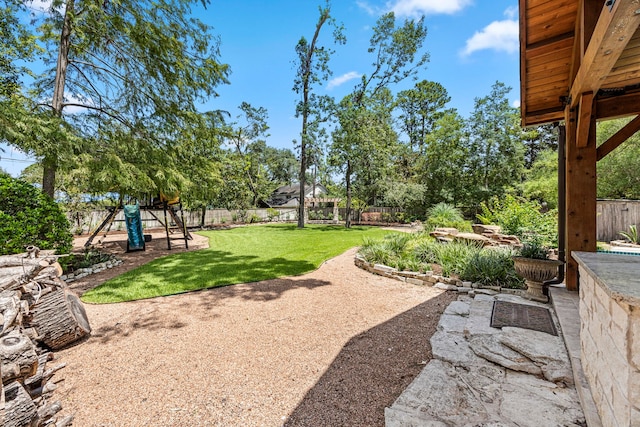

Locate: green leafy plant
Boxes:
[0,174,72,255]
[619,224,639,244]
[426,202,472,232]
[461,249,524,288]
[517,232,549,259]
[477,194,557,248]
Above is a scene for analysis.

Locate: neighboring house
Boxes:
[266,184,328,207]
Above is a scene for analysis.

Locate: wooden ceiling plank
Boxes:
[569,2,640,107]
[525,36,574,58]
[597,114,640,161]
[577,92,594,148]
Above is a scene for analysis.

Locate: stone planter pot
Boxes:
[512,257,563,302]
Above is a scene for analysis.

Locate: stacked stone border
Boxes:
[61,257,123,283]
[354,253,527,297]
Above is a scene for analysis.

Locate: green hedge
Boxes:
[0,174,72,255]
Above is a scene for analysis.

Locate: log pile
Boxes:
[0,247,92,427]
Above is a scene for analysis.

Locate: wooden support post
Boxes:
[564,104,597,291]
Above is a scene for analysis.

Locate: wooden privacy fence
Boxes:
[67,208,298,235]
[597,199,640,242]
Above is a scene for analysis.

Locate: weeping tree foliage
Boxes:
[5,0,230,197]
[293,1,345,228]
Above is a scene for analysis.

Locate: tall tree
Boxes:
[466,81,524,207]
[330,91,397,227]
[17,0,229,197]
[331,11,429,226]
[293,1,345,228]
[396,80,450,151]
[419,109,471,208]
[226,102,270,206]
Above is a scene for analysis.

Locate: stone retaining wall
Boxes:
[354,254,526,297]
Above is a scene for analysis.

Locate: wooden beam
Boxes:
[576,92,594,147]
[596,90,640,119]
[597,114,640,160]
[564,105,597,291]
[569,1,640,107]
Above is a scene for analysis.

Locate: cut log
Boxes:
[56,415,74,427]
[0,331,38,384]
[29,289,91,350]
[0,255,56,268]
[37,400,62,420]
[3,381,38,427]
[0,292,21,333]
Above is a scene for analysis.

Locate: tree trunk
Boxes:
[297,135,307,229]
[200,206,206,228]
[0,331,39,384]
[345,160,352,229]
[29,289,91,350]
[45,0,75,198]
[3,381,38,427]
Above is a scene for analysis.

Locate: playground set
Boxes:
[84,194,192,251]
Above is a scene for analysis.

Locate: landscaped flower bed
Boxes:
[355,231,527,294]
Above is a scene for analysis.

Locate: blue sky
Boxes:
[0,0,520,176]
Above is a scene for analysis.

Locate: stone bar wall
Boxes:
[574,252,640,427]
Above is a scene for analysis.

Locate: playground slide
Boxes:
[124,203,145,252]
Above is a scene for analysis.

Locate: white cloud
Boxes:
[461,19,519,56]
[356,1,377,16]
[390,0,473,18]
[512,99,521,109]
[62,93,96,114]
[327,71,362,90]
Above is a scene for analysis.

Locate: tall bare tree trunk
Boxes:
[345,160,352,229]
[44,0,74,198]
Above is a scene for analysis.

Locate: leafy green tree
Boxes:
[520,123,557,168]
[293,1,345,228]
[330,11,429,227]
[330,91,398,227]
[596,118,640,199]
[226,102,271,206]
[0,173,72,255]
[466,82,524,208]
[396,80,451,151]
[521,148,558,208]
[419,109,471,208]
[10,0,229,197]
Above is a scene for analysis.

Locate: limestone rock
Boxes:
[469,335,542,376]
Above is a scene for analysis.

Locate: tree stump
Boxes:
[30,289,91,350]
[0,331,38,384]
[3,381,38,427]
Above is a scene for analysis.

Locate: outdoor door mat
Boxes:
[490,301,558,336]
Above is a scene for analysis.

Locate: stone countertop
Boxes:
[572,252,640,306]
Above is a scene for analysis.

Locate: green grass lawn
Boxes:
[82,223,393,303]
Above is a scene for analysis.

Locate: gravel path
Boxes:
[56,230,455,426]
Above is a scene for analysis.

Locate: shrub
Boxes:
[0,174,73,255]
[430,240,481,277]
[266,208,280,222]
[426,202,472,232]
[477,194,557,247]
[461,248,524,288]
